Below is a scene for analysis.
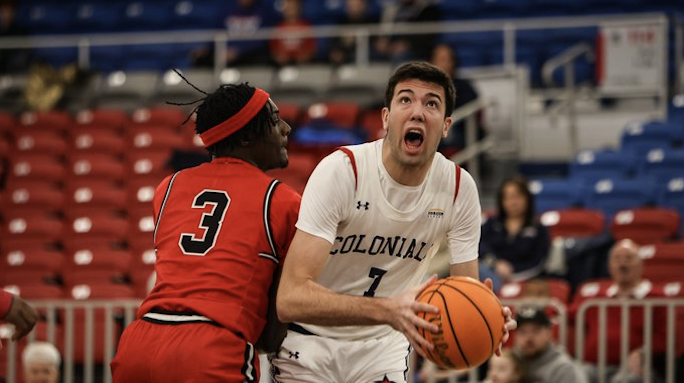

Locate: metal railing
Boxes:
[2,299,141,383]
[575,297,684,383]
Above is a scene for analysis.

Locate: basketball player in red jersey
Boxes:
[111,82,300,383]
[0,290,38,342]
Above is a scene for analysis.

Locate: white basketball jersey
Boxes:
[298,140,463,340]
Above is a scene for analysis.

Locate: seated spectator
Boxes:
[375,0,441,63]
[480,175,551,287]
[269,0,316,66]
[485,349,534,383]
[192,0,276,67]
[430,43,484,152]
[571,239,669,382]
[329,0,379,65]
[514,306,588,383]
[22,341,61,383]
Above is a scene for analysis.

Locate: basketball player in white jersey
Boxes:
[274,61,515,383]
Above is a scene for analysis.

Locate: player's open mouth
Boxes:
[404,129,424,151]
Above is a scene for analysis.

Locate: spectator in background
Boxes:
[429,43,483,152]
[485,349,534,383]
[571,239,669,383]
[0,0,31,74]
[328,0,379,65]
[22,341,61,383]
[480,175,550,288]
[375,0,440,63]
[191,0,276,67]
[269,0,316,66]
[514,306,588,383]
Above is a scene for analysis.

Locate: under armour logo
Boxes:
[374,375,396,383]
[357,201,370,210]
[288,351,299,359]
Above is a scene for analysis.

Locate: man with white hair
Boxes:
[22,341,60,383]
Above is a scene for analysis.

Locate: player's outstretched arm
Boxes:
[276,229,439,357]
[2,293,39,341]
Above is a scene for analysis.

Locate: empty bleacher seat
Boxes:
[539,208,605,238]
[62,245,133,286]
[10,130,68,157]
[64,180,127,212]
[95,71,160,112]
[17,110,73,133]
[1,183,64,213]
[7,153,66,183]
[75,108,130,133]
[529,178,584,213]
[151,69,216,107]
[581,178,657,218]
[621,120,679,157]
[1,247,64,286]
[611,208,680,244]
[638,242,684,283]
[67,152,126,183]
[301,102,361,129]
[569,150,638,182]
[69,128,126,154]
[220,66,275,93]
[638,148,684,183]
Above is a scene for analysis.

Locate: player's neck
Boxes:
[213,153,260,170]
[381,144,433,186]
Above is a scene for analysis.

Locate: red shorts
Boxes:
[111,314,259,383]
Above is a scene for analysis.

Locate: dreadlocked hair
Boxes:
[195,83,272,157]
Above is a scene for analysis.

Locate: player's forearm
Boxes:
[277,278,389,326]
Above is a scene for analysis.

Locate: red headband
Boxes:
[199,88,270,147]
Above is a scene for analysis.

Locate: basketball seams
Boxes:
[440,284,496,358]
[417,287,444,366]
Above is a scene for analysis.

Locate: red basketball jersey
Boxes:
[138,157,300,344]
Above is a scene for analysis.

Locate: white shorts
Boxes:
[270,326,412,383]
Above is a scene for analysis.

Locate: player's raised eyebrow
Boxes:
[396,88,443,102]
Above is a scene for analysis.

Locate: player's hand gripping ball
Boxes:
[416,276,505,370]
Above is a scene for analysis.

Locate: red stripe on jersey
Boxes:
[338,147,358,190]
[454,164,461,203]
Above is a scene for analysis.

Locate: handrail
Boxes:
[575,297,684,383]
[542,42,595,88]
[446,98,490,186]
[0,13,667,50]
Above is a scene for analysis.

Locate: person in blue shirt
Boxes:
[480,175,550,288]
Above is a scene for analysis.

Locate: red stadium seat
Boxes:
[540,208,605,238]
[611,207,680,244]
[2,282,64,300]
[74,108,129,133]
[66,152,126,182]
[17,110,72,133]
[0,111,15,133]
[8,153,66,183]
[638,241,684,283]
[126,176,164,209]
[63,211,129,247]
[10,130,68,156]
[127,125,184,151]
[131,106,186,128]
[125,150,173,179]
[69,127,126,154]
[64,180,126,211]
[0,183,64,212]
[1,211,63,245]
[1,248,64,285]
[62,245,133,285]
[302,102,361,128]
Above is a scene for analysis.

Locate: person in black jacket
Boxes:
[480,175,551,284]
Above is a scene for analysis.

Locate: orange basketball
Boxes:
[416,276,505,370]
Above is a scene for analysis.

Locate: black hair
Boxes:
[496,175,536,227]
[194,83,273,157]
[384,61,456,118]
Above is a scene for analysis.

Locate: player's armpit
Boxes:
[256,266,287,354]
